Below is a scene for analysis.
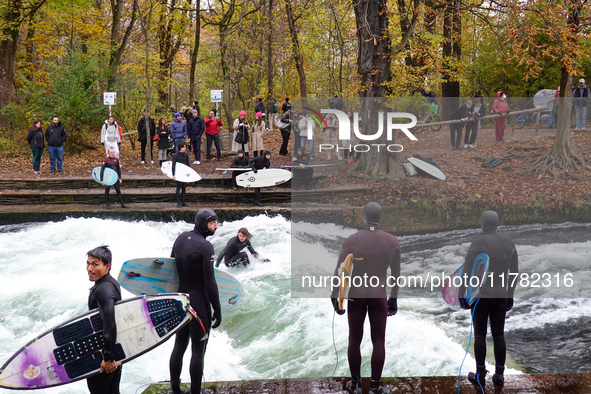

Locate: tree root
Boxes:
[520,148,586,180]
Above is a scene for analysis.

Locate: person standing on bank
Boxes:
[169,209,221,394]
[101,116,121,159]
[269,96,279,131]
[86,245,122,394]
[232,110,250,156]
[101,148,128,209]
[324,112,342,160]
[460,210,518,388]
[172,141,190,207]
[449,100,474,150]
[189,109,205,164]
[170,112,187,154]
[331,202,401,394]
[138,110,156,163]
[204,110,223,162]
[492,92,510,142]
[278,107,293,156]
[251,112,266,157]
[156,118,170,167]
[573,78,589,131]
[465,98,486,149]
[249,150,271,206]
[45,116,66,174]
[27,120,44,175]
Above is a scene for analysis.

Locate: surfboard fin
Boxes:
[127,271,141,278]
[153,259,165,265]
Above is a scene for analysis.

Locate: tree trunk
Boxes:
[0,0,23,121]
[139,0,153,166]
[284,0,307,97]
[352,0,405,179]
[107,0,138,91]
[266,0,274,106]
[441,0,460,119]
[220,29,233,128]
[157,0,185,106]
[189,3,201,103]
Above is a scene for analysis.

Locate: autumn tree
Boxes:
[105,0,138,91]
[504,0,589,178]
[353,0,422,179]
[0,0,46,124]
[202,0,264,126]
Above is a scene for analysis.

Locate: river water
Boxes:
[1,216,590,394]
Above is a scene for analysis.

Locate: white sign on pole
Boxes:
[211,90,223,103]
[103,92,117,106]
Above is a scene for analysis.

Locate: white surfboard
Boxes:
[161,161,201,183]
[236,169,292,188]
[407,157,446,180]
[0,293,191,389]
[91,166,118,186]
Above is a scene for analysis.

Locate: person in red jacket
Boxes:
[492,91,510,142]
[204,110,223,162]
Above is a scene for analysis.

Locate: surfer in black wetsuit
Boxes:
[169,208,222,394]
[86,245,122,394]
[248,150,271,206]
[215,227,267,267]
[460,210,518,388]
[101,149,127,209]
[291,146,312,189]
[330,202,401,394]
[230,149,249,190]
[172,141,190,207]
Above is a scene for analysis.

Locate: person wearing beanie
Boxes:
[573,78,589,130]
[168,208,221,394]
[170,112,187,153]
[232,110,250,156]
[248,150,271,206]
[230,149,250,190]
[449,100,474,150]
[330,202,401,394]
[460,211,519,389]
[251,111,266,157]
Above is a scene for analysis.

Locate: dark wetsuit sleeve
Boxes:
[389,247,401,298]
[202,243,221,316]
[115,160,121,179]
[215,239,231,267]
[245,239,257,256]
[95,283,118,361]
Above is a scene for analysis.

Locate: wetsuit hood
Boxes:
[363,201,382,230]
[481,210,498,234]
[194,208,218,237]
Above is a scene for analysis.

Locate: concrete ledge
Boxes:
[141,374,591,394]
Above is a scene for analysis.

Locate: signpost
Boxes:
[211,89,222,113]
[103,92,117,116]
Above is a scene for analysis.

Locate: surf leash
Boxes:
[134,380,169,394]
[457,298,480,394]
[187,305,209,341]
[331,309,339,381]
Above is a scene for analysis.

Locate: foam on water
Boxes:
[1,217,590,393]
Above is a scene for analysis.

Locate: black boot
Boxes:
[105,193,111,209]
[119,196,128,208]
[369,379,391,394]
[492,365,504,386]
[170,379,188,394]
[468,367,487,388]
[346,376,361,394]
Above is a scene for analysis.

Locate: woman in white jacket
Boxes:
[101,116,121,158]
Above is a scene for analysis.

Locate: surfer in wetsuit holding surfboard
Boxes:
[101,148,127,209]
[460,210,518,389]
[86,246,122,394]
[169,209,222,394]
[330,202,401,394]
